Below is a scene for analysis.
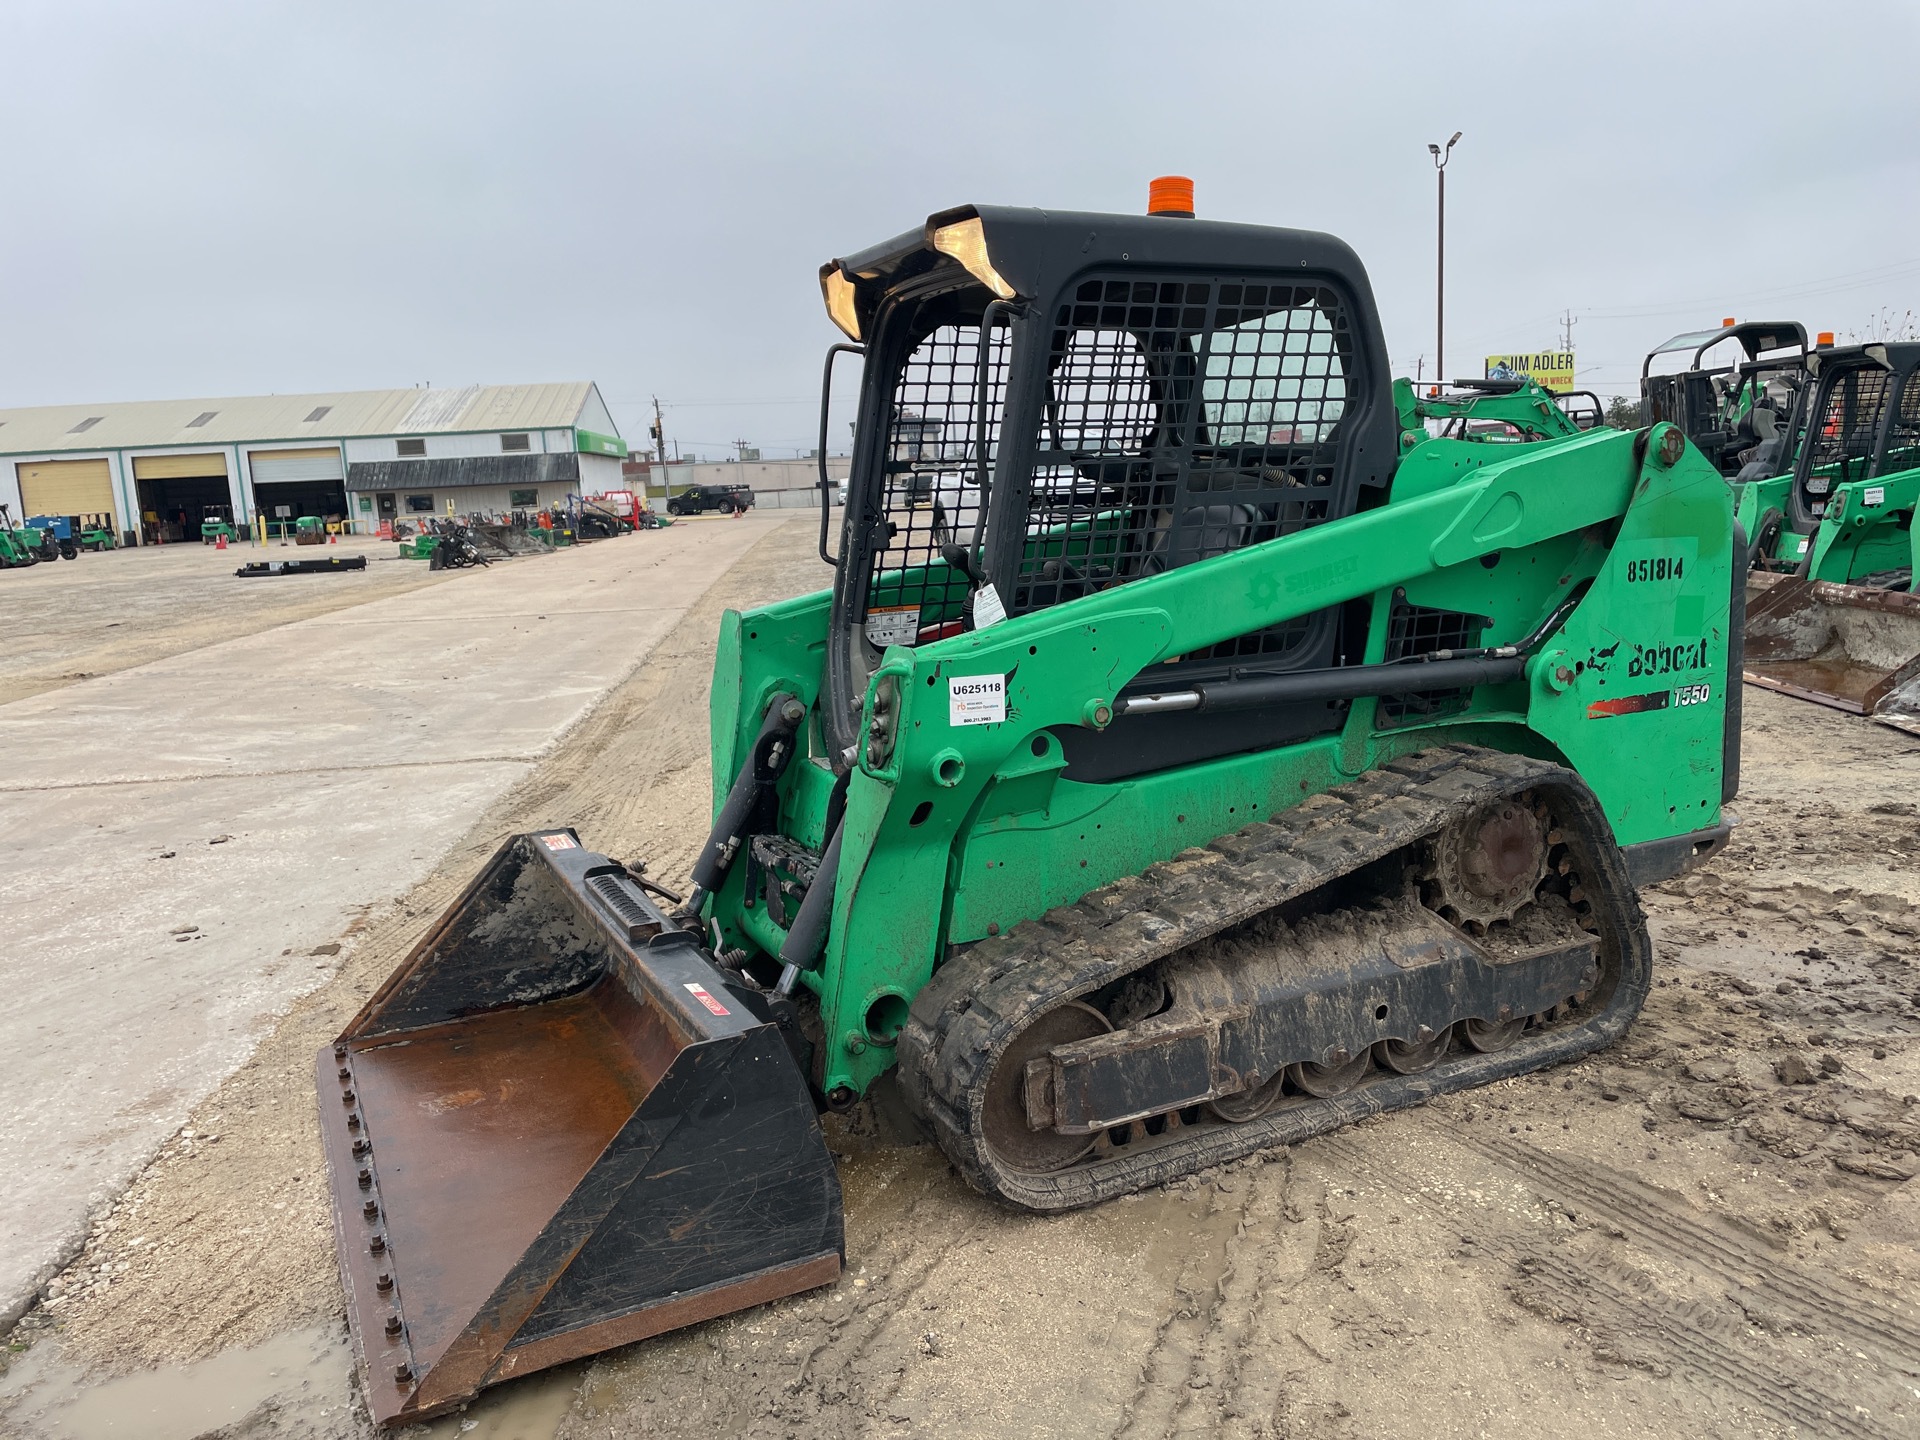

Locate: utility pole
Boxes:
[649,397,668,466]
[646,397,669,501]
[1560,308,1577,353]
[1428,131,1462,382]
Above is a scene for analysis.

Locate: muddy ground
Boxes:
[3,515,1918,1439]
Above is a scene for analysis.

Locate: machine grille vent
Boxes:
[1377,602,1490,726]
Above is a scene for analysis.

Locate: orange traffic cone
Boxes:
[329,530,337,544]
[216,532,227,550]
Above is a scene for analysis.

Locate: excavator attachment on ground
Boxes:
[323,179,1741,1423]
[319,830,841,1427]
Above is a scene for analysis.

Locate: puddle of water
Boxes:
[419,1363,581,1439]
[0,1324,585,1440]
[0,1325,353,1439]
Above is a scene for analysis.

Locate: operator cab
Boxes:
[1641,320,1809,480]
[1787,341,1920,531]
[813,194,1401,779]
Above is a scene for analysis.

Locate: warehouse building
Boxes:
[0,382,626,544]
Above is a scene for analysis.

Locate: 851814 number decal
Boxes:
[1625,556,1685,582]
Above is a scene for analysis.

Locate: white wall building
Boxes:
[0,382,627,543]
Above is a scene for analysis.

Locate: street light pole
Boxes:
[1428,131,1462,384]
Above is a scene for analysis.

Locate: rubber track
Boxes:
[898,744,1653,1212]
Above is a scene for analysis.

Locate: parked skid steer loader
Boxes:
[1743,341,1920,725]
[321,184,1741,1424]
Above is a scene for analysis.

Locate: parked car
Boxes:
[665,483,754,516]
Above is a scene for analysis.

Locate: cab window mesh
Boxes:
[1012,275,1353,670]
[865,323,1008,644]
[1885,369,1920,472]
[1804,369,1890,498]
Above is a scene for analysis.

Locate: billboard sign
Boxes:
[1485,351,1575,394]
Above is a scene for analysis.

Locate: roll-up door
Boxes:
[17,459,114,519]
[132,452,228,480]
[248,447,343,483]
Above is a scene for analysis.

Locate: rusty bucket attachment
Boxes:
[318,831,843,1427]
[1744,576,1920,734]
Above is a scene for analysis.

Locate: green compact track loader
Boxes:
[321,186,1741,1425]
[1743,340,1920,726]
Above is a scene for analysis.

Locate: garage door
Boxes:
[248,447,343,483]
[17,459,114,519]
[132,452,228,480]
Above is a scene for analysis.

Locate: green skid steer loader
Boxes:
[320,183,1741,1425]
[1743,340,1920,726]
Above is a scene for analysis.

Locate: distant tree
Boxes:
[1846,307,1919,343]
[1605,395,1646,429]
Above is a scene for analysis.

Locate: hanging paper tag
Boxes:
[865,606,920,647]
[973,582,1007,629]
[949,674,1006,726]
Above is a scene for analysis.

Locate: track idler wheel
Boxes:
[982,1001,1111,1174]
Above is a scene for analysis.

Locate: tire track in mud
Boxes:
[785,1186,983,1422]
[1109,1182,1251,1439]
[1445,1128,1920,1368]
[1315,1134,1907,1440]
[1109,1156,1338,1440]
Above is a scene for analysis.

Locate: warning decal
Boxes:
[540,833,577,850]
[684,982,731,1017]
[949,673,1007,726]
[865,606,920,648]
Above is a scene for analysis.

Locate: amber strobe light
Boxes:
[1148,175,1195,218]
[1817,331,1836,348]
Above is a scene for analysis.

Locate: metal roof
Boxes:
[0,382,606,456]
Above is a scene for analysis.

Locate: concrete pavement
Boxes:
[0,515,784,1325]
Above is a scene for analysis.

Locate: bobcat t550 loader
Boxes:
[320,181,1740,1424]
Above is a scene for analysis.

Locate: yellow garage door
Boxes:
[132,452,228,480]
[17,459,114,520]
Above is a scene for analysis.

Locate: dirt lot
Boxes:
[0,538,451,706]
[2,517,1917,1439]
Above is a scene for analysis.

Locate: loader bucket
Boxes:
[318,831,843,1427]
[1744,576,1920,733]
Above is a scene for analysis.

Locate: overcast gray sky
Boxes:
[4,2,1916,459]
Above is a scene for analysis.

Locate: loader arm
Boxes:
[715,419,1733,1101]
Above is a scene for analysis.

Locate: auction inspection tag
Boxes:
[1865,486,1886,507]
[949,674,1006,726]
